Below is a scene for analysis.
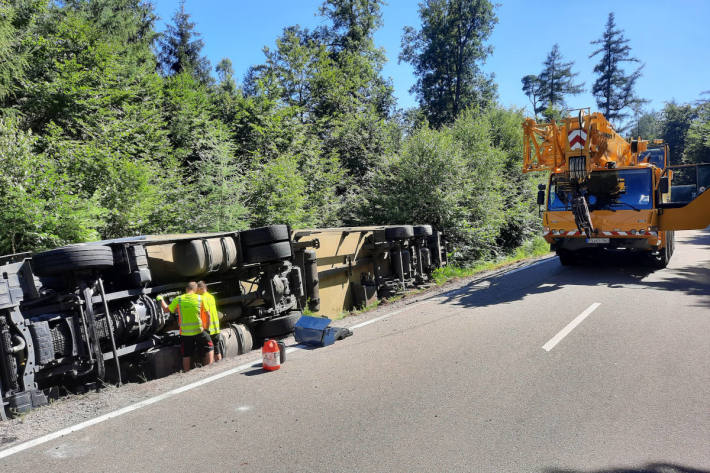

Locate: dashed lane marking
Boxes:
[542,302,601,352]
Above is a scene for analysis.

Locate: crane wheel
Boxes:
[556,249,578,266]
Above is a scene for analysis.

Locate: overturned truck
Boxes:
[0,224,445,419]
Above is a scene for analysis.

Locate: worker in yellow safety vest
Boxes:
[197,281,222,361]
[157,281,214,371]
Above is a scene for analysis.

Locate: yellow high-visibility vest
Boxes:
[169,294,203,336]
[203,291,220,335]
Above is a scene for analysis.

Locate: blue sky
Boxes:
[152,0,710,116]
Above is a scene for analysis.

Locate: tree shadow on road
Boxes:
[438,241,710,311]
[543,462,709,473]
[679,226,710,247]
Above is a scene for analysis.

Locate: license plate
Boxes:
[586,238,610,244]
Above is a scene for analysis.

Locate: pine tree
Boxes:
[0,117,104,253]
[192,124,248,232]
[158,1,211,84]
[537,44,584,116]
[400,0,498,128]
[589,12,645,124]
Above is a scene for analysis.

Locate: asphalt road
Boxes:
[2,229,709,473]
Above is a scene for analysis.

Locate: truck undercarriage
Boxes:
[0,224,446,419]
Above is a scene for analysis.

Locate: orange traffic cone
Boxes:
[262,339,280,371]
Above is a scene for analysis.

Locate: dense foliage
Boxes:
[400,0,498,128]
[5,1,705,265]
[635,100,710,165]
[0,0,540,262]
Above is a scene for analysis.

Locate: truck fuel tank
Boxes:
[146,236,238,281]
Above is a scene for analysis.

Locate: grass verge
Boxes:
[432,236,551,285]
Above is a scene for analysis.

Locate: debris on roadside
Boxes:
[294,316,353,347]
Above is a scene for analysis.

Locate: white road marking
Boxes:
[0,341,358,460]
[349,309,406,329]
[542,302,601,352]
[0,358,262,460]
[0,256,554,459]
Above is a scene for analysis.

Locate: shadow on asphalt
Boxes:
[544,463,710,473]
[682,228,710,246]
[441,228,710,310]
[242,368,267,376]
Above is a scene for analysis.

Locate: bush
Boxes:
[365,106,538,264]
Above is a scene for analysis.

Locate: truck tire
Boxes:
[32,245,114,277]
[234,324,253,354]
[556,249,578,266]
[648,233,672,269]
[385,225,414,240]
[649,247,669,269]
[240,225,289,247]
[221,324,254,357]
[252,311,301,339]
[413,225,433,237]
[28,322,53,365]
[243,241,292,264]
[220,326,240,358]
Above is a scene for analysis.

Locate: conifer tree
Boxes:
[158,1,211,84]
[589,12,645,124]
[216,58,236,94]
[537,44,584,116]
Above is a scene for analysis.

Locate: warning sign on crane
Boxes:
[568,129,586,150]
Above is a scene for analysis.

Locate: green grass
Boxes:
[432,236,551,285]
[301,306,316,317]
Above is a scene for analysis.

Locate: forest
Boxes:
[0,0,708,265]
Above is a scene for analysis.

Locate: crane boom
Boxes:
[523,109,641,177]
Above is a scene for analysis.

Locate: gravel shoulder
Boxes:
[0,254,553,448]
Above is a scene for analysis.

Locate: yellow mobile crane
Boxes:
[523,109,710,267]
